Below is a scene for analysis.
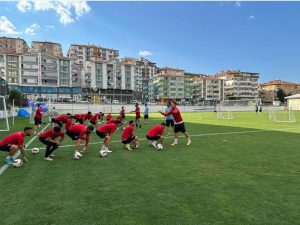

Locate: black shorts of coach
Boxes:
[65,130,79,140]
[34,118,42,125]
[0,144,12,152]
[144,114,149,119]
[174,122,186,133]
[166,119,174,127]
[146,135,161,141]
[122,136,136,144]
[121,114,125,119]
[96,130,107,139]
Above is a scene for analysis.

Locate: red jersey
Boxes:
[147,125,164,137]
[39,128,64,139]
[120,108,125,115]
[122,126,134,140]
[53,114,69,123]
[97,123,117,134]
[69,124,91,146]
[73,114,81,120]
[35,108,42,119]
[65,118,72,131]
[0,132,25,146]
[162,106,183,123]
[135,106,140,117]
[106,114,112,121]
[90,113,100,122]
[80,113,92,121]
[107,119,119,124]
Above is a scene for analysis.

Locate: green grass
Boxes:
[0,112,300,225]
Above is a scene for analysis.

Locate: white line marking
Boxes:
[0,124,50,176]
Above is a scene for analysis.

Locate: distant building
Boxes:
[259,80,300,104]
[216,70,259,100]
[31,41,63,58]
[0,37,29,54]
[193,76,224,105]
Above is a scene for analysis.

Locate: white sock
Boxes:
[174,138,178,144]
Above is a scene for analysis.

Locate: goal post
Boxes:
[219,99,256,111]
[216,105,234,119]
[0,96,9,131]
[269,107,296,123]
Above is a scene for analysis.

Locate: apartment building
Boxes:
[0,37,29,54]
[150,67,185,103]
[259,80,300,104]
[193,76,224,105]
[31,41,63,58]
[216,70,259,100]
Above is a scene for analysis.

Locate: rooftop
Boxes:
[260,80,300,86]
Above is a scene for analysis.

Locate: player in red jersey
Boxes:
[74,112,92,124]
[146,123,166,149]
[120,106,125,120]
[96,121,121,153]
[121,120,139,151]
[89,112,102,126]
[106,113,112,122]
[51,113,72,128]
[159,101,191,146]
[131,103,141,129]
[34,104,45,134]
[0,127,33,165]
[66,124,94,154]
[39,126,64,161]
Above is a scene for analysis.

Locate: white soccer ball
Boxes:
[157,144,163,150]
[99,149,108,158]
[32,148,40,154]
[13,159,23,168]
[73,152,82,160]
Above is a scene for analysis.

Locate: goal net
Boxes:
[216,105,234,119]
[0,96,9,131]
[269,107,296,123]
[103,106,112,114]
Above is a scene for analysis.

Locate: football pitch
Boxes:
[0,111,300,225]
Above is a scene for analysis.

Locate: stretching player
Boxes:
[121,120,139,151]
[146,123,166,149]
[51,113,72,128]
[106,113,112,122]
[96,121,121,153]
[0,127,33,164]
[39,126,64,161]
[159,101,191,146]
[66,124,94,154]
[90,112,102,126]
[74,112,92,124]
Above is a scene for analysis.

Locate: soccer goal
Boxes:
[269,107,296,123]
[0,96,9,131]
[216,106,234,119]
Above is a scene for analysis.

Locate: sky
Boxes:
[0,1,300,82]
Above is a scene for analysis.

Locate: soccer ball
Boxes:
[157,144,163,150]
[31,148,40,154]
[13,159,23,168]
[73,152,82,160]
[99,149,108,158]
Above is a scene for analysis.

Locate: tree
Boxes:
[277,88,286,103]
[8,89,23,106]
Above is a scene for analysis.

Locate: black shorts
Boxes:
[34,118,42,125]
[122,136,136,144]
[166,119,174,127]
[144,114,149,119]
[121,114,125,119]
[65,130,79,140]
[76,119,84,124]
[51,119,63,127]
[39,137,58,147]
[0,144,11,152]
[146,135,160,141]
[174,122,186,133]
[90,120,97,125]
[96,130,106,139]
[136,116,141,120]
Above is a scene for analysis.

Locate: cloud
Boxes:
[139,50,152,57]
[16,0,91,25]
[24,23,40,35]
[0,16,20,35]
[235,1,241,7]
[248,15,255,20]
[46,24,55,29]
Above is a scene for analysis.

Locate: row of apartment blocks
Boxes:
[0,36,260,103]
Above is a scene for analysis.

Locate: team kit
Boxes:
[0,102,192,166]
